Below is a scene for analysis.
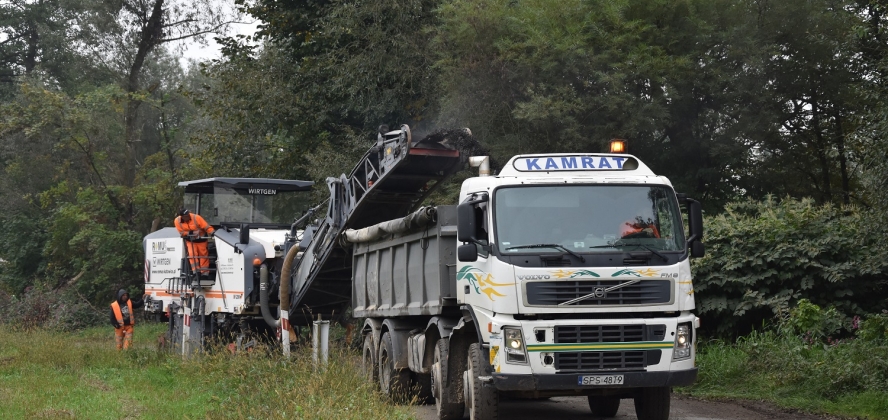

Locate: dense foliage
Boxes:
[693,197,888,336]
[2,0,888,326]
[689,328,888,418]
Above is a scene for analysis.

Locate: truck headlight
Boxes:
[672,323,692,360]
[503,327,528,364]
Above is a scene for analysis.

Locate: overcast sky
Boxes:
[176,18,260,68]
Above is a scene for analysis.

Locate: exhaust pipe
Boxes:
[469,156,490,177]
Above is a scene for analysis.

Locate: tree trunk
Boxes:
[23,25,38,74]
[835,113,850,205]
[123,0,165,188]
[810,101,832,203]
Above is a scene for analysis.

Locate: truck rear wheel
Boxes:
[466,342,498,420]
[634,387,670,420]
[378,332,410,403]
[432,338,464,419]
[588,395,620,417]
[362,334,377,389]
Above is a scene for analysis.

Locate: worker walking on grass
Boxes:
[174,208,216,277]
[109,289,144,350]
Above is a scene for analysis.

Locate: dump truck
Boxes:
[339,143,705,420]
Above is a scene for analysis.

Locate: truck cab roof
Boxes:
[498,153,655,177]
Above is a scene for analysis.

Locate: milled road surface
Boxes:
[412,394,834,420]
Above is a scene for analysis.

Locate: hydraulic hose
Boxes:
[259,244,300,329]
[259,264,276,328]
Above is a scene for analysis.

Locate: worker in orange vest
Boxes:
[620,217,661,239]
[109,289,144,350]
[174,208,216,277]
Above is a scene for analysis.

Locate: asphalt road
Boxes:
[411,394,833,420]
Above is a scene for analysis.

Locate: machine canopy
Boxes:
[179,178,314,228]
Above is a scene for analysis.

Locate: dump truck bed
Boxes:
[351,206,458,318]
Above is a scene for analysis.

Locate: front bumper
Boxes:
[492,368,697,391]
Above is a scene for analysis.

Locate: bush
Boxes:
[780,299,845,343]
[858,311,888,342]
[692,197,888,336]
[0,287,105,331]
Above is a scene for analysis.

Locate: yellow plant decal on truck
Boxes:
[458,266,514,300]
[551,269,601,279]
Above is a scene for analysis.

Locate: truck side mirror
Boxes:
[457,202,477,243]
[690,241,705,258]
[239,223,250,244]
[685,198,705,258]
[458,243,478,262]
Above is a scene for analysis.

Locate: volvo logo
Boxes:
[593,287,606,298]
[517,274,551,280]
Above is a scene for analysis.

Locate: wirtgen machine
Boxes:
[143,125,472,354]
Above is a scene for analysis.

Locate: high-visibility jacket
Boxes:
[175,213,215,240]
[111,300,135,327]
[620,220,661,238]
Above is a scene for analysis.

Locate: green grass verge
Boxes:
[679,331,888,419]
[0,323,413,419]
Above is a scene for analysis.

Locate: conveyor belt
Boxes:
[287,125,471,324]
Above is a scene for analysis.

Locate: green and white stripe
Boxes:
[526,341,674,353]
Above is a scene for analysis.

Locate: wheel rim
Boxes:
[380,348,391,391]
[362,346,372,378]
[467,365,475,414]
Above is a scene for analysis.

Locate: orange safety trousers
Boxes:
[115,325,134,350]
[184,240,211,274]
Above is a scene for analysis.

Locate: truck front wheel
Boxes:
[378,332,410,403]
[588,395,620,417]
[634,387,670,420]
[432,338,464,419]
[466,342,498,420]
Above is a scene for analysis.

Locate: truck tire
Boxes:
[634,387,670,420]
[587,395,620,417]
[362,334,377,389]
[378,332,410,403]
[466,342,498,420]
[432,338,464,419]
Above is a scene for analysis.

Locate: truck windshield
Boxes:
[494,185,685,254]
[184,186,311,227]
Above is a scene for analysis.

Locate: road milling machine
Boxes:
[142,125,473,353]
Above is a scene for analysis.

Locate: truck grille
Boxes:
[555,324,645,343]
[551,325,665,372]
[555,351,647,371]
[525,280,671,306]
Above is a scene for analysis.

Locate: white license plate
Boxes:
[578,375,624,385]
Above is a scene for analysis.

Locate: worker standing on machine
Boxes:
[174,208,216,277]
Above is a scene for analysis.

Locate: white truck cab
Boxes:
[450,153,702,419]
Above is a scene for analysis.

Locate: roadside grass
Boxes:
[0,323,412,419]
[681,331,888,419]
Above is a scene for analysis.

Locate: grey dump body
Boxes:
[351,205,459,318]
